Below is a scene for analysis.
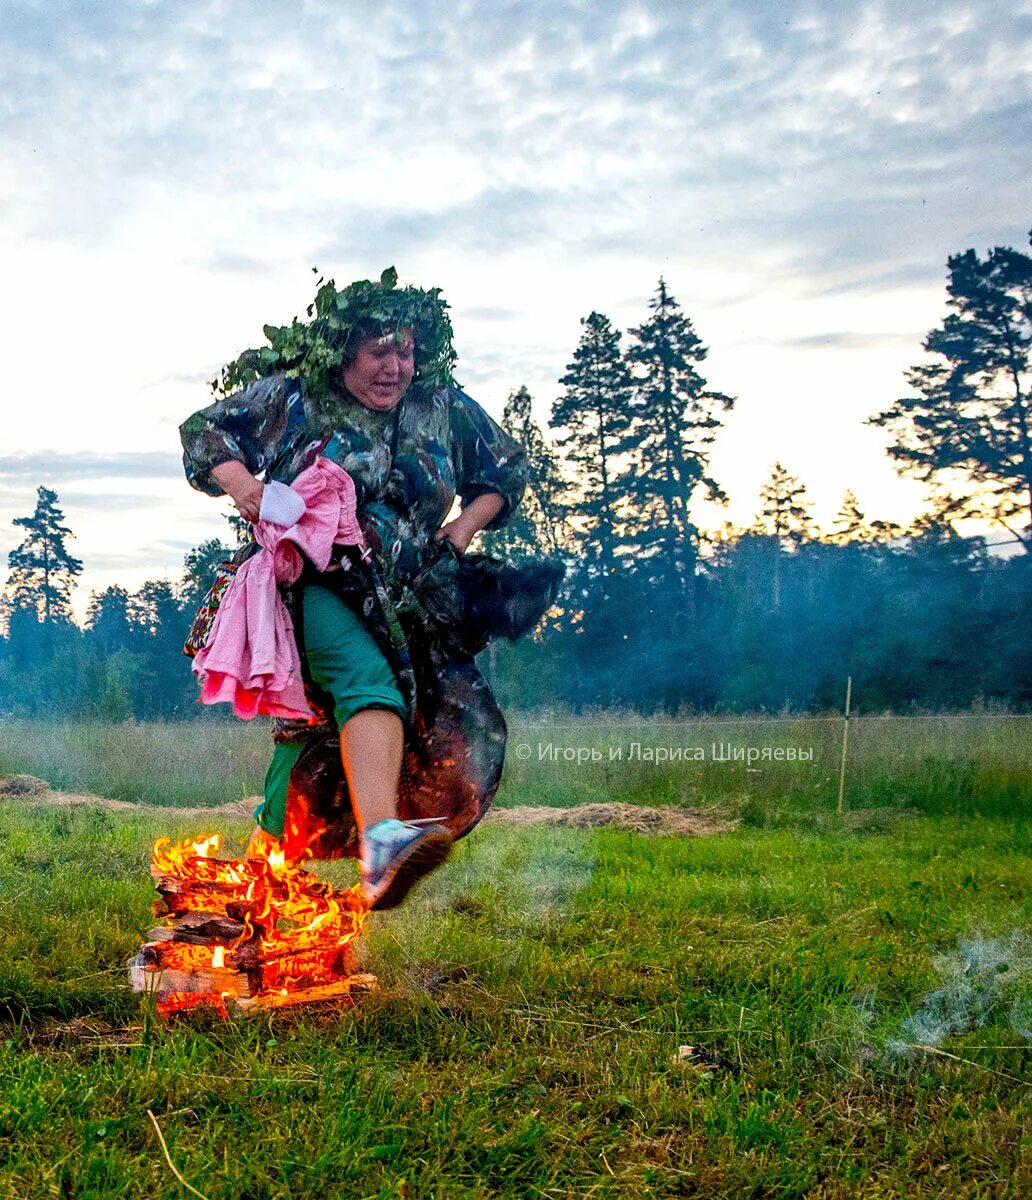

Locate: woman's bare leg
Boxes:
[341,707,450,909]
[339,708,404,831]
[245,710,405,865]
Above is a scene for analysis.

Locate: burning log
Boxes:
[146,913,248,944]
[129,831,373,1017]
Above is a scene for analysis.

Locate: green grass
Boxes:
[0,775,1030,1197]
[502,712,1032,821]
[0,719,266,809]
[1,712,1030,819]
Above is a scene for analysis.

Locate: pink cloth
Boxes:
[192,458,365,719]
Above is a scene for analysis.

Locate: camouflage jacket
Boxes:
[180,373,528,601]
[179,374,560,858]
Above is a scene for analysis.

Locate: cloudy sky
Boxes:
[1,0,1030,616]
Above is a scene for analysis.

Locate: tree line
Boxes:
[1,232,1030,717]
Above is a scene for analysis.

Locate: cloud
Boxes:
[191,252,271,276]
[459,306,524,323]
[4,0,1027,288]
[314,186,577,265]
[141,370,222,391]
[54,492,169,512]
[87,540,198,572]
[811,260,947,297]
[0,451,183,484]
[742,331,925,351]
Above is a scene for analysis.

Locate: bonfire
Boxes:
[129,830,374,1016]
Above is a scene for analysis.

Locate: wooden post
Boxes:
[837,675,852,816]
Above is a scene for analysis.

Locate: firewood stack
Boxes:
[129,833,374,1016]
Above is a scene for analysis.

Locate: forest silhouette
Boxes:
[2,234,1030,718]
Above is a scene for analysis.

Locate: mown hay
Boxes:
[486,802,737,836]
[0,774,50,797]
[0,780,254,820]
[1,782,733,837]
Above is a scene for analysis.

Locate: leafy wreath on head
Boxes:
[213,266,458,412]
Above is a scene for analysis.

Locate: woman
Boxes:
[180,269,561,909]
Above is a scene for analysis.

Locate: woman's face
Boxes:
[341,330,415,411]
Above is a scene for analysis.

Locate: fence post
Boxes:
[837,676,852,816]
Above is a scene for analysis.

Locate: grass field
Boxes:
[0,717,1030,1197]
[0,711,1029,819]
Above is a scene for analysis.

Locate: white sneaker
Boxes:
[360,818,453,910]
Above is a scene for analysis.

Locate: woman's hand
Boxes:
[434,493,505,554]
[210,461,264,523]
[434,517,476,555]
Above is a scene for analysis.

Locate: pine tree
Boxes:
[755,462,814,546]
[754,462,814,611]
[624,279,734,598]
[482,386,566,558]
[868,234,1032,549]
[551,312,635,584]
[828,490,867,544]
[4,486,83,623]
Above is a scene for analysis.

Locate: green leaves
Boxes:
[215,267,457,409]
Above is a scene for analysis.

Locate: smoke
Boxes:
[506,840,596,916]
[374,829,596,993]
[889,930,1032,1052]
[434,830,595,920]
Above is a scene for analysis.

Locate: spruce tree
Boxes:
[132,579,193,718]
[825,492,902,547]
[86,586,136,657]
[868,234,1032,549]
[4,486,83,623]
[551,312,635,584]
[134,579,184,637]
[624,279,734,598]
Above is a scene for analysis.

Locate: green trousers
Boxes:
[252,584,406,837]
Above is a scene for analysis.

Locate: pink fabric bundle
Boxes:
[192,458,365,719]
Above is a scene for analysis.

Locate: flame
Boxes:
[193,834,219,858]
[145,829,369,1017]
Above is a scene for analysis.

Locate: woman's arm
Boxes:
[210,461,265,523]
[180,374,294,499]
[448,389,528,533]
[435,492,505,553]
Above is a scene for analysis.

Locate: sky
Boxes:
[1,0,1030,618]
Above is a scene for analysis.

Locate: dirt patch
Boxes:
[22,1016,142,1050]
[2,782,734,836]
[841,806,922,833]
[486,802,737,836]
[403,962,471,995]
[0,778,255,821]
